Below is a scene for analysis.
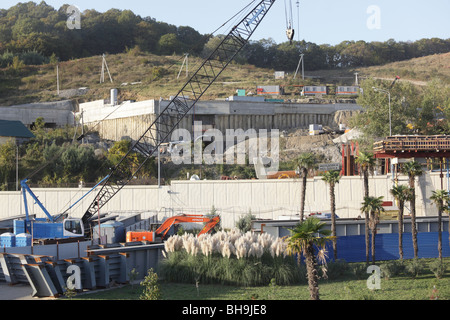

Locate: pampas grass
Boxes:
[159,229,304,286]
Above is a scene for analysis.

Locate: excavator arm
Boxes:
[81,0,276,234]
[198,215,221,236]
[156,215,220,240]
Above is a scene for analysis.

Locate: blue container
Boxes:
[14,219,27,235]
[16,233,32,247]
[95,220,125,244]
[33,222,64,239]
[1,232,16,248]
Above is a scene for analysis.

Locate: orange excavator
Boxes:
[126,215,220,243]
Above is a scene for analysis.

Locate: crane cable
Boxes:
[284,0,293,29]
[284,0,295,44]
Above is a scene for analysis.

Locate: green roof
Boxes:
[0,120,35,138]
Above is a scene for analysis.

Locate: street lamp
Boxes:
[372,87,392,136]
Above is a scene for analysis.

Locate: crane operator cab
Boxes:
[63,218,84,238]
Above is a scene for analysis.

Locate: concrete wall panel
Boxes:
[1,172,446,229]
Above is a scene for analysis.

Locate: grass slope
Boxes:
[0,50,276,106]
[70,258,450,300]
[1,50,448,107]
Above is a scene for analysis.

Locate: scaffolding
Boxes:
[373,135,450,189]
[374,135,450,154]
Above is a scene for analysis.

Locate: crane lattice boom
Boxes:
[82,0,276,229]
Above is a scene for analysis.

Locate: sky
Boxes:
[1,0,449,45]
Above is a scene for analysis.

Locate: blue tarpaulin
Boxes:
[326,231,450,262]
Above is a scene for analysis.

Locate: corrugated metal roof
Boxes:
[0,120,35,138]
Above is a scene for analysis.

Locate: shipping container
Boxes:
[274,71,285,79]
[94,220,125,244]
[301,86,327,96]
[336,86,360,95]
[257,85,281,96]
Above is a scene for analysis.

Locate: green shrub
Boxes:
[0,51,14,68]
[236,211,256,233]
[429,259,447,279]
[324,259,350,280]
[140,268,161,300]
[381,260,405,279]
[405,258,425,278]
[19,50,48,65]
[351,263,367,280]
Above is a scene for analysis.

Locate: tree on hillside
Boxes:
[1,2,449,69]
[107,139,157,181]
[417,79,450,135]
[0,140,16,190]
[352,78,420,139]
[158,33,182,55]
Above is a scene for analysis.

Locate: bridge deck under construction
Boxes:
[373,135,450,158]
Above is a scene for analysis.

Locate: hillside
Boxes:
[0,50,280,107]
[305,52,450,86]
[1,50,448,108]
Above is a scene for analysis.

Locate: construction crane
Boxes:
[15,176,109,240]
[80,0,277,237]
[126,215,221,242]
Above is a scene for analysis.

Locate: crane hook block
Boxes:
[286,28,295,44]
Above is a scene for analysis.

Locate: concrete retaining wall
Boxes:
[0,172,446,230]
[0,100,75,126]
[78,99,361,141]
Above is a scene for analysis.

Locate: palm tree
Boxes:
[402,161,423,258]
[322,170,341,261]
[430,189,450,260]
[361,196,385,265]
[390,185,413,260]
[295,153,316,221]
[355,151,376,265]
[285,217,335,300]
[355,151,376,198]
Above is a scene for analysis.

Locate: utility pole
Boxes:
[100,54,113,83]
[293,53,304,80]
[177,54,189,79]
[80,110,85,145]
[56,64,60,95]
